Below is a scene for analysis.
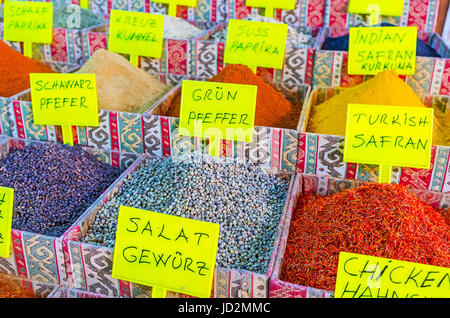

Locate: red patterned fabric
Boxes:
[307,0,325,27]
[51,29,69,63]
[234,0,251,19]
[109,112,120,151]
[11,230,28,278]
[297,132,306,171]
[167,39,188,75]
[160,117,172,157]
[440,60,450,95]
[12,101,26,139]
[55,126,63,144]
[339,53,364,87]
[305,48,315,85]
[345,162,358,180]
[407,0,430,32]
[71,126,79,145]
[269,278,308,298]
[119,280,131,297]
[111,151,120,168]
[297,134,306,172]
[400,146,437,190]
[302,174,319,195]
[328,0,349,28]
[328,27,349,38]
[210,0,217,22]
[88,33,108,54]
[61,238,74,286]
[217,42,225,74]
[409,188,443,209]
[177,5,189,20]
[271,129,282,171]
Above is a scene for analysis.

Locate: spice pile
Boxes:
[0,274,36,298]
[163,15,204,40]
[82,154,289,273]
[211,14,316,49]
[53,4,105,29]
[76,49,171,113]
[0,40,56,97]
[306,70,450,146]
[0,143,122,236]
[280,183,450,291]
[163,64,299,129]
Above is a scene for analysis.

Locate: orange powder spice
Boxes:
[0,40,56,98]
[164,64,299,129]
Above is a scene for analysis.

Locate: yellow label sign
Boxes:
[80,0,89,10]
[30,73,99,127]
[349,0,404,16]
[112,206,220,298]
[224,19,288,70]
[343,104,433,169]
[348,26,417,75]
[246,0,296,10]
[152,0,198,16]
[0,187,14,258]
[108,10,165,59]
[3,0,53,44]
[179,80,257,143]
[335,252,450,298]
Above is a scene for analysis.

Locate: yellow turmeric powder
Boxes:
[434,108,450,146]
[306,70,449,146]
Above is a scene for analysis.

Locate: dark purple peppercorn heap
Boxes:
[0,142,122,237]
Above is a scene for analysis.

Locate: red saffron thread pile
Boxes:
[280,183,450,291]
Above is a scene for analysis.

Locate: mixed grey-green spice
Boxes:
[82,153,289,274]
[53,4,104,29]
[163,15,204,40]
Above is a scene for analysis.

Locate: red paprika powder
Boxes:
[0,40,56,98]
[164,64,299,129]
[280,183,450,292]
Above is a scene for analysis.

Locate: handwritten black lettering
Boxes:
[340,282,361,298]
[196,261,209,276]
[139,249,152,264]
[389,266,404,284]
[191,87,238,102]
[141,220,152,236]
[194,232,209,245]
[343,257,358,276]
[152,252,172,267]
[126,218,140,232]
[122,246,138,263]
[404,267,423,287]
[352,134,429,151]
[157,224,171,240]
[187,111,251,126]
[175,228,189,243]
[420,271,439,288]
